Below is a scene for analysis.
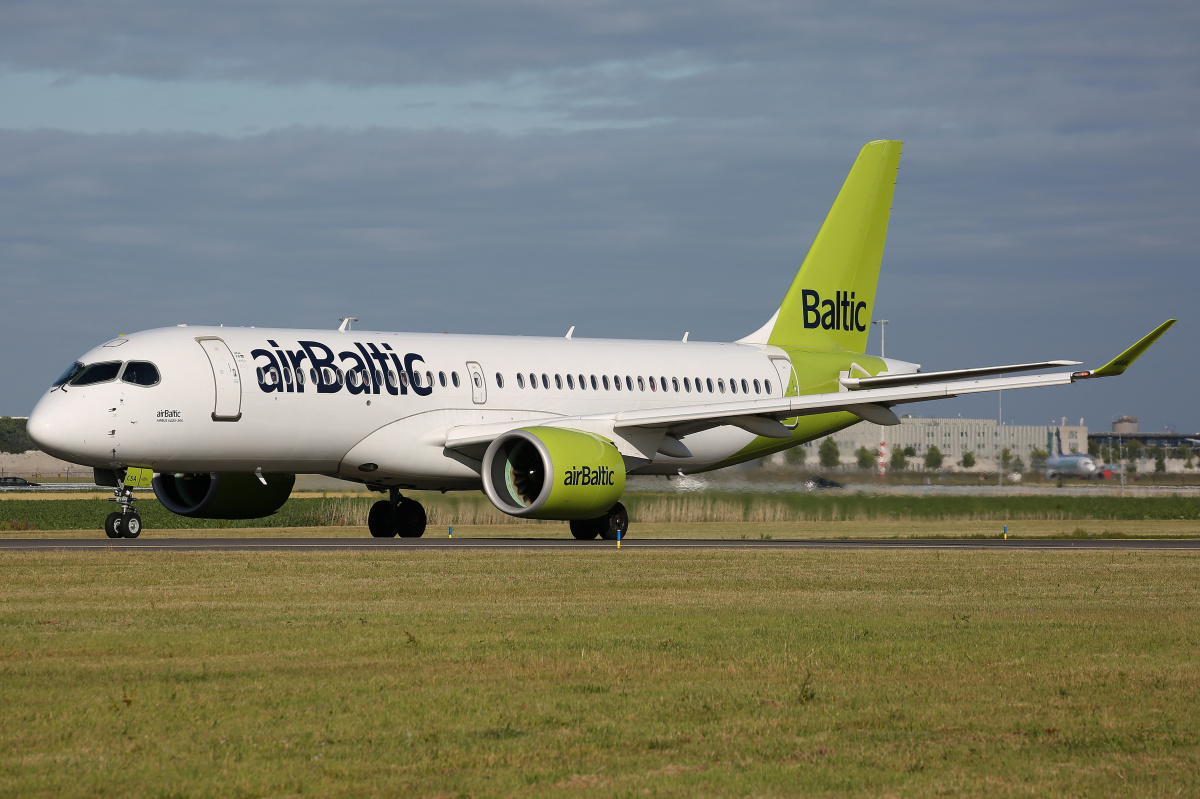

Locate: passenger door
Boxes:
[466,361,486,404]
[198,337,243,421]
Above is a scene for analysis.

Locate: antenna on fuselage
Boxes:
[338,317,358,332]
[682,332,689,342]
[565,326,575,340]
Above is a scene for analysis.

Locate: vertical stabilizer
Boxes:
[760,140,902,352]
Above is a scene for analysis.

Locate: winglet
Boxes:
[1074,319,1176,379]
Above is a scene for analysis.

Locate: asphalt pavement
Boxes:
[3,537,1199,551]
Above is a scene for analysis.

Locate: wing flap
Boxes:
[840,360,1079,390]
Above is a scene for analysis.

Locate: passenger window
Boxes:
[625,376,633,391]
[753,379,760,394]
[297,369,306,386]
[742,379,749,394]
[396,371,406,388]
[516,373,525,389]
[310,368,318,384]
[671,377,679,392]
[495,373,503,388]
[542,373,549,389]
[452,372,461,388]
[567,374,575,389]
[439,371,447,387]
[718,378,726,394]
[684,377,691,392]
[729,378,737,394]
[649,376,656,391]
[555,374,563,389]
[426,371,434,388]
[614,375,622,391]
[121,361,161,387]
[71,361,122,386]
[412,371,421,388]
[590,375,598,390]
[602,375,610,390]
[764,379,772,395]
[707,378,714,393]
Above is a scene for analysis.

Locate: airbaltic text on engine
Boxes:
[801,290,868,332]
[562,466,617,487]
[250,340,431,396]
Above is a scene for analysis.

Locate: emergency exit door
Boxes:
[466,361,486,404]
[198,337,243,421]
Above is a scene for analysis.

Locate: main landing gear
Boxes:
[104,483,142,539]
[368,489,427,538]
[569,502,629,541]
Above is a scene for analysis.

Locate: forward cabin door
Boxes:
[198,337,243,421]
[466,361,486,404]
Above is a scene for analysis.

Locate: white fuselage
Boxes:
[29,325,801,490]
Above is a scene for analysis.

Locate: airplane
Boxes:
[1044,428,1103,479]
[26,140,1176,539]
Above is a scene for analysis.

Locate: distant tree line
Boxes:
[0,417,34,454]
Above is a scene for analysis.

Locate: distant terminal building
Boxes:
[1088,416,1199,452]
[795,416,1088,469]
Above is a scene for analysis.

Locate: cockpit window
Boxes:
[52,362,85,387]
[121,361,161,387]
[70,361,122,386]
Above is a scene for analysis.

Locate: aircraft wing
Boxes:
[443,319,1175,455]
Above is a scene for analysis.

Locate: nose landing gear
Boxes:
[367,488,427,538]
[104,480,143,539]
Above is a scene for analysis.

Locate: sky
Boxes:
[2,1,1197,432]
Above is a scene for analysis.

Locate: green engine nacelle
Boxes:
[152,472,295,519]
[482,427,626,520]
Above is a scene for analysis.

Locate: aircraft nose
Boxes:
[26,393,78,462]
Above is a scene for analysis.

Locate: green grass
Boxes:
[2,549,1199,796]
[4,491,1200,532]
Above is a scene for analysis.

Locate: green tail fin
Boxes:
[763,140,902,352]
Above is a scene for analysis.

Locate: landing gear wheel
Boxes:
[570,518,602,540]
[396,499,427,538]
[104,512,124,539]
[368,500,396,538]
[598,502,629,541]
[122,512,142,539]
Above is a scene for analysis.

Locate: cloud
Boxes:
[0,1,1196,429]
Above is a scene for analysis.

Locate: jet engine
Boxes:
[482,427,626,520]
[152,472,295,519]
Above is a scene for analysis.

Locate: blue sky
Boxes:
[2,1,1197,431]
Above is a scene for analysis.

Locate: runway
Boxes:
[3,537,1200,551]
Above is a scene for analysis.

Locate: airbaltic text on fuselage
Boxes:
[801,290,868,332]
[250,340,433,397]
[563,466,617,487]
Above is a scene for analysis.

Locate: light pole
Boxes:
[872,319,890,479]
[872,319,889,358]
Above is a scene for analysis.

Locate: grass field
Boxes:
[2,548,1198,796]
[3,491,1200,535]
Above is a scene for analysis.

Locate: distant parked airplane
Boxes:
[27,141,1174,538]
[1044,429,1103,479]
